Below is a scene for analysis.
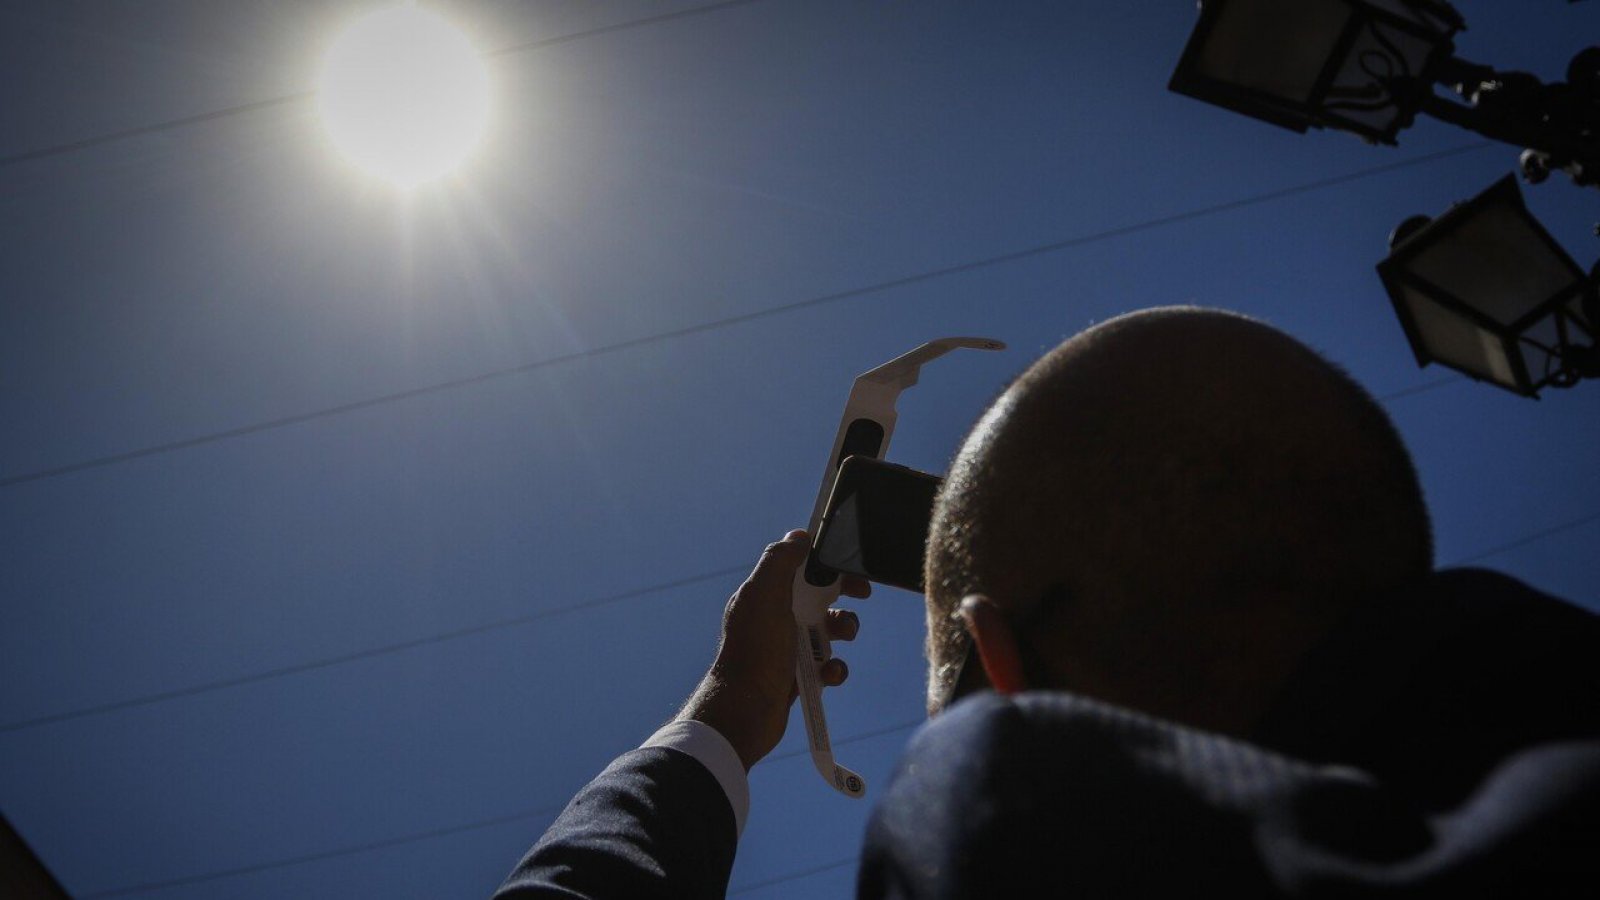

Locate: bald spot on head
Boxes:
[924,307,1432,732]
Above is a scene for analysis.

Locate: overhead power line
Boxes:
[0,0,766,170]
[75,807,558,898]
[62,483,1600,896]
[3,487,1588,740]
[764,717,925,765]
[482,0,766,60]
[1374,376,1458,402]
[729,855,861,895]
[0,95,309,169]
[69,483,1600,897]
[1448,509,1600,565]
[18,373,1594,740]
[9,370,1593,742]
[0,141,1495,490]
[66,515,1600,898]
[76,718,919,898]
[0,565,747,734]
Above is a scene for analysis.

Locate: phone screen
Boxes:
[813,456,942,593]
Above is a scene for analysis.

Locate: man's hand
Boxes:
[679,530,868,770]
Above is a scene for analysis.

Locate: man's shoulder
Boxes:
[860,693,1296,897]
[1253,567,1600,807]
[896,691,1305,797]
[1406,568,1600,772]
[1421,567,1600,680]
[1427,567,1599,628]
[861,691,1600,899]
[902,691,1315,808]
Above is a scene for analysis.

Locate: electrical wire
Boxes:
[18,383,1594,894]
[64,505,1600,898]
[0,0,767,170]
[1447,509,1600,565]
[75,807,560,898]
[0,141,1495,490]
[66,485,1600,896]
[0,564,747,734]
[482,0,767,60]
[0,95,310,169]
[1373,375,1458,401]
[31,494,1600,894]
[764,717,925,765]
[0,373,1479,736]
[59,479,1600,896]
[75,718,921,898]
[728,855,860,895]
[7,368,1578,742]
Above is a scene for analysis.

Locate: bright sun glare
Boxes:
[317,5,490,188]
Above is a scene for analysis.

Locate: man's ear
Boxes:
[959,594,1029,695]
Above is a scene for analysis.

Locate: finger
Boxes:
[825,608,860,641]
[745,530,810,591]
[839,576,873,600]
[821,657,849,687]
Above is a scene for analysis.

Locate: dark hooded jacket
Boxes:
[500,569,1600,898]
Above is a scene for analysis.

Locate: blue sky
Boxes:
[3,1,1598,897]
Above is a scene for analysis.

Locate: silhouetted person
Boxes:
[498,307,1600,899]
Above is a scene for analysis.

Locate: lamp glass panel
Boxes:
[1400,283,1520,388]
[1322,20,1437,134]
[1568,293,1596,337]
[1516,312,1562,387]
[1406,199,1583,329]
[1198,0,1352,104]
[1519,296,1598,385]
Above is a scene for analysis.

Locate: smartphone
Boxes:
[812,455,943,593]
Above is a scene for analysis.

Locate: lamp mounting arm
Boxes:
[1403,0,1466,33]
[1420,48,1600,188]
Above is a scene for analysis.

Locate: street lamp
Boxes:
[1170,0,1600,187]
[1377,174,1598,396]
[1169,0,1464,144]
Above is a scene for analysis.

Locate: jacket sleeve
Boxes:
[494,746,738,900]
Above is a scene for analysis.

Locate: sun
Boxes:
[317,5,490,188]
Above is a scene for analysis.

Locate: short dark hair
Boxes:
[924,308,1433,711]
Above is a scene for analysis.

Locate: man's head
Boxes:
[923,307,1432,735]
